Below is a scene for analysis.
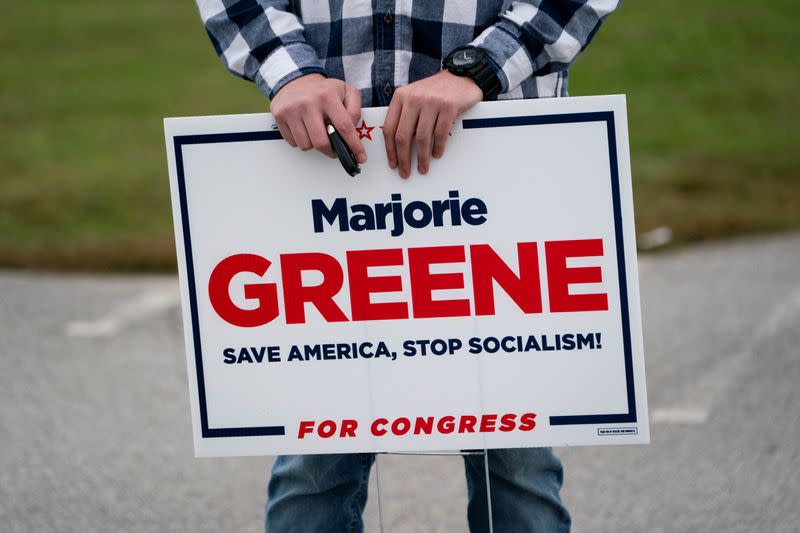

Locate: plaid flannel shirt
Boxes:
[196,0,619,107]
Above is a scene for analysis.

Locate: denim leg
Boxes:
[265,453,375,533]
[463,448,571,533]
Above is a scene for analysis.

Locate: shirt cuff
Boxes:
[254,41,328,99]
[470,20,546,94]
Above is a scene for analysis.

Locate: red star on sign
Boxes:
[356,120,375,141]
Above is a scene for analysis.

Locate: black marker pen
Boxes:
[327,124,361,177]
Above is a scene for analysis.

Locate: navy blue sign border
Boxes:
[174,130,286,438]
[173,110,636,440]
[464,111,637,425]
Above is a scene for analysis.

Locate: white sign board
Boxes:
[165,95,649,457]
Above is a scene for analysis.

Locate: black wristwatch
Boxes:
[443,46,502,101]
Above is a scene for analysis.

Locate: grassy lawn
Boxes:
[572,0,799,244]
[1,0,798,270]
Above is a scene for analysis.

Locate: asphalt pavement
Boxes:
[1,232,799,532]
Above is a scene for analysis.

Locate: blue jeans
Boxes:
[266,448,570,532]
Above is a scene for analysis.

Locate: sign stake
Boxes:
[375,454,386,533]
[484,449,495,533]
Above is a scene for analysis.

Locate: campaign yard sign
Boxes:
[164,95,649,457]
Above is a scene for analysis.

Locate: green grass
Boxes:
[570,0,800,242]
[1,0,798,270]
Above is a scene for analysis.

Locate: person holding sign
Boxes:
[195,1,619,531]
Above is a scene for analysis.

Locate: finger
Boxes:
[432,108,457,159]
[306,114,336,158]
[394,103,420,179]
[343,84,362,126]
[327,103,366,164]
[276,117,296,147]
[415,109,437,174]
[383,96,403,170]
[288,117,313,152]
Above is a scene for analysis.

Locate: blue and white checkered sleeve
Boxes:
[470,0,621,93]
[195,0,327,99]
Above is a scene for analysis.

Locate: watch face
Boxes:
[452,48,478,67]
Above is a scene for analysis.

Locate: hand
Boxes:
[270,74,366,163]
[383,71,482,178]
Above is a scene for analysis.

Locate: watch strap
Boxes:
[468,58,502,101]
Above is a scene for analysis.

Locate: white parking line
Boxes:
[650,408,708,424]
[64,283,180,338]
[651,284,800,425]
